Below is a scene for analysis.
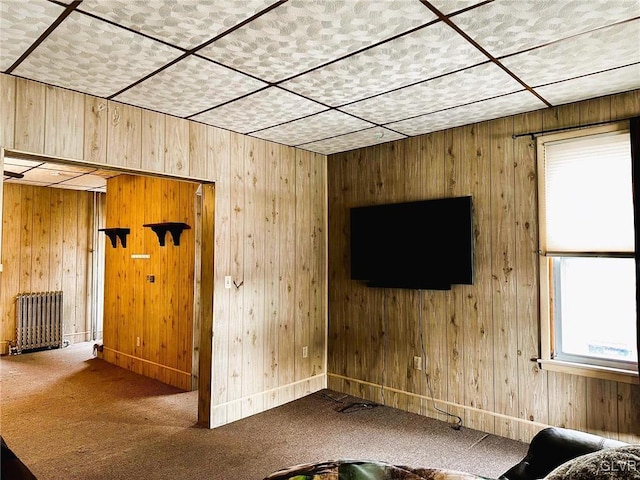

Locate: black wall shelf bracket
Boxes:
[99,228,131,248]
[143,222,191,246]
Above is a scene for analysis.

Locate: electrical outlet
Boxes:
[413,355,422,371]
[136,337,141,347]
[302,346,308,358]
[224,276,232,289]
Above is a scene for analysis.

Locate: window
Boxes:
[537,123,638,380]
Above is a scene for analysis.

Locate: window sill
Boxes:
[538,359,639,384]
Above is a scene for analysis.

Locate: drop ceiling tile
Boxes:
[250,110,374,146]
[5,179,51,187]
[281,21,487,107]
[92,169,121,179]
[0,0,65,71]
[534,64,640,106]
[57,173,107,190]
[44,163,95,174]
[299,127,406,155]
[191,87,327,134]
[501,20,640,87]
[78,0,274,50]
[450,0,639,58]
[19,167,78,184]
[113,56,266,117]
[428,0,490,15]
[199,0,435,83]
[386,90,546,136]
[340,62,522,125]
[3,165,31,175]
[4,157,44,168]
[12,11,183,98]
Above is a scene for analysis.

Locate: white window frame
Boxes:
[537,122,639,384]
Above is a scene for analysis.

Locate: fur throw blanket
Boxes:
[264,460,491,480]
[546,446,640,479]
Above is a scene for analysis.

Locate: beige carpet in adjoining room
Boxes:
[0,343,528,480]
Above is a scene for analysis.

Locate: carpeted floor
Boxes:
[0,342,528,480]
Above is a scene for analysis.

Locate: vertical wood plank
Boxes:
[75,190,91,344]
[165,116,189,176]
[513,109,549,441]
[294,148,312,398]
[200,183,215,425]
[617,383,640,443]
[61,189,79,339]
[311,151,327,383]
[0,74,16,149]
[611,90,640,120]
[227,132,245,422]
[420,131,448,416]
[83,96,108,164]
[586,378,619,438]
[107,101,141,169]
[141,109,165,173]
[445,127,465,423]
[0,184,22,344]
[15,79,45,153]
[241,137,266,415]
[264,140,280,408]
[188,122,209,180]
[462,121,495,433]
[44,86,84,159]
[278,145,296,394]
[31,186,51,292]
[548,371,587,431]
[210,128,231,421]
[490,116,519,439]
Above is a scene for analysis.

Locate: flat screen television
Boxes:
[350,196,474,290]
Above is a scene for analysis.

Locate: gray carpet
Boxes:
[0,342,528,479]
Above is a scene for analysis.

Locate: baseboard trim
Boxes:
[211,374,327,427]
[101,346,191,377]
[328,373,550,431]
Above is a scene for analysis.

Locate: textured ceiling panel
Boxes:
[340,62,523,125]
[533,64,640,106]
[386,90,547,136]
[12,12,183,98]
[113,56,266,117]
[57,173,107,190]
[0,0,65,71]
[2,0,640,156]
[191,87,326,133]
[198,0,435,82]
[451,0,640,58]
[78,0,274,50]
[281,20,487,106]
[250,110,373,146]
[501,20,640,87]
[299,127,406,155]
[427,0,489,15]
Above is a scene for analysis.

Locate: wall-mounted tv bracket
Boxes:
[143,222,191,246]
[99,228,131,248]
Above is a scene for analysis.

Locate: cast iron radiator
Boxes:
[14,291,63,354]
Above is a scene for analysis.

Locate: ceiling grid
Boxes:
[0,0,638,160]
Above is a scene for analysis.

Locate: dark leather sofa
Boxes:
[500,426,629,480]
[1,436,37,480]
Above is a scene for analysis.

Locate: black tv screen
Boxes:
[350,196,473,290]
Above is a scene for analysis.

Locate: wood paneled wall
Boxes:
[1,184,104,350]
[0,74,327,427]
[327,89,640,443]
[100,175,197,391]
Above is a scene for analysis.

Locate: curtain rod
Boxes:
[511,117,633,140]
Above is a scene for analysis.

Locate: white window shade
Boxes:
[544,130,634,253]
